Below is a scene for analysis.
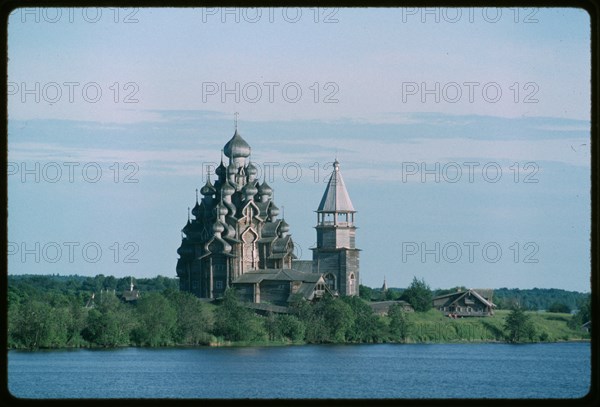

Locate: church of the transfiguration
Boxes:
[176,126,359,306]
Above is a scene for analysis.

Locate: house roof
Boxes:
[292,260,313,273]
[290,282,318,301]
[433,289,496,308]
[288,277,333,302]
[472,288,494,301]
[260,221,279,238]
[122,290,140,301]
[272,235,292,252]
[232,268,321,285]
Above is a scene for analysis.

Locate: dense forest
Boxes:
[6,274,590,349]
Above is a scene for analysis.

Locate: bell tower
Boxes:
[312,160,359,296]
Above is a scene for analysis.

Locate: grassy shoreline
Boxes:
[8,338,590,351]
[9,309,589,351]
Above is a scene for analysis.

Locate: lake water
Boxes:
[8,342,591,399]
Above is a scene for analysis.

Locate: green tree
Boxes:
[504,306,536,343]
[264,312,280,341]
[131,292,177,346]
[288,294,312,321]
[82,293,132,347]
[7,293,21,348]
[568,294,591,329]
[401,277,433,312]
[359,285,373,301]
[547,302,571,313]
[275,314,306,342]
[65,296,89,347]
[341,296,385,343]
[164,290,214,345]
[388,303,411,342]
[12,300,71,349]
[305,297,354,343]
[384,289,398,301]
[213,289,267,342]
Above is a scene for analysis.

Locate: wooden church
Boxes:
[176,125,359,306]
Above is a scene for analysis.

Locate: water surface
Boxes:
[8,342,591,399]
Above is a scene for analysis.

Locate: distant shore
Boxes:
[9,308,590,351]
[8,337,591,352]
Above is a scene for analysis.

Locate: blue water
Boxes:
[8,342,590,399]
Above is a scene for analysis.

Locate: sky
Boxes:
[7,7,591,292]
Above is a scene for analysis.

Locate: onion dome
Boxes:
[221,180,235,196]
[268,202,279,217]
[215,161,227,179]
[258,181,273,197]
[246,161,258,177]
[279,219,290,234]
[177,242,193,257]
[191,200,204,218]
[191,188,204,218]
[242,181,258,199]
[212,219,225,235]
[227,162,237,175]
[224,223,236,239]
[216,200,228,217]
[223,130,251,159]
[200,178,216,196]
[182,219,192,235]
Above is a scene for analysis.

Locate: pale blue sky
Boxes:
[7,8,591,291]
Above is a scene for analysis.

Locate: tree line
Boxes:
[7,285,413,349]
[10,274,589,313]
[7,274,589,349]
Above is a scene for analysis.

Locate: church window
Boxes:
[349,273,356,295]
[215,280,223,289]
[324,273,336,290]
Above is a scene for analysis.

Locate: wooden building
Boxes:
[232,268,333,306]
[121,278,140,302]
[176,127,296,299]
[176,125,359,302]
[311,160,360,296]
[433,289,495,317]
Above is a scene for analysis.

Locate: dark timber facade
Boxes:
[176,128,295,299]
[433,289,496,317]
[176,127,359,302]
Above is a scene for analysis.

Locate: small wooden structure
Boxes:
[121,277,140,302]
[369,300,414,316]
[433,288,495,317]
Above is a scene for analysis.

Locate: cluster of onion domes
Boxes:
[180,128,292,252]
[176,125,302,292]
